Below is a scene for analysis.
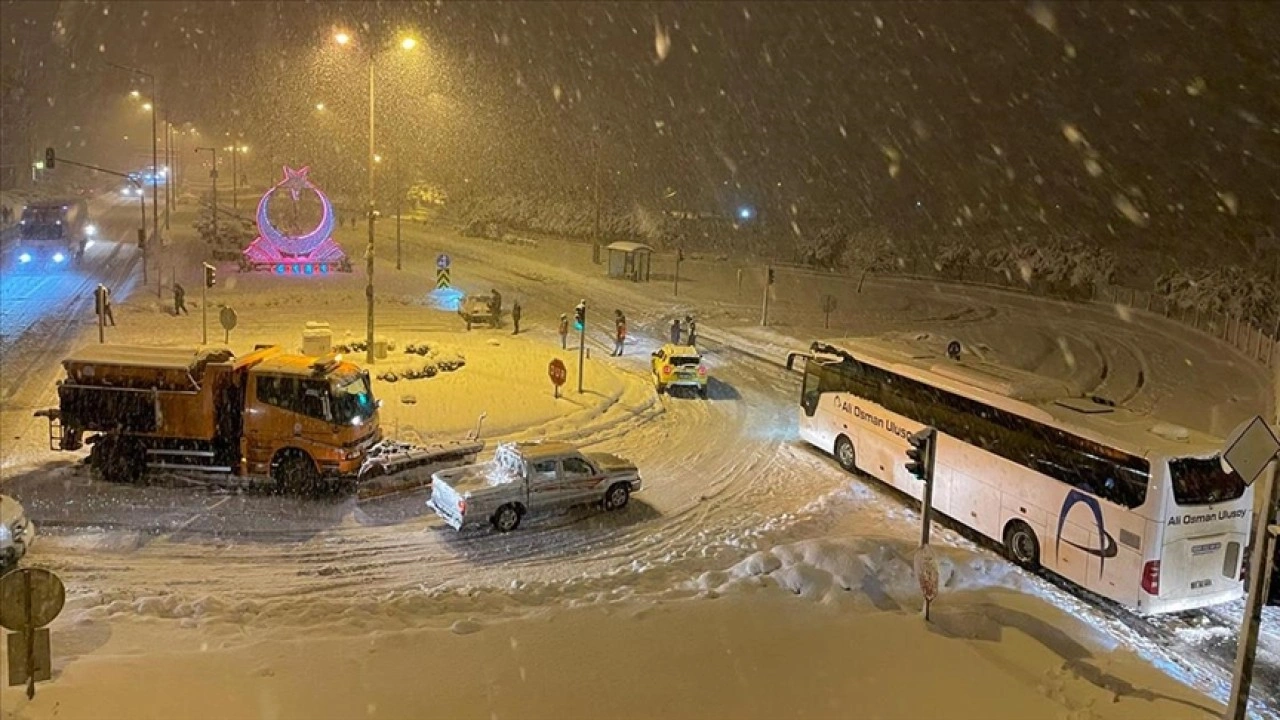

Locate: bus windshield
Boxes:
[332,373,375,424]
[1168,457,1247,506]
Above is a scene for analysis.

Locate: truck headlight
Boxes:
[85,224,97,236]
[53,252,66,263]
[18,253,31,263]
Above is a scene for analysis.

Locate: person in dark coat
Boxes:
[174,282,189,315]
[669,317,682,344]
[558,314,569,349]
[511,301,522,335]
[685,315,698,346]
[489,288,503,327]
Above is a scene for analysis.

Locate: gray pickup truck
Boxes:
[428,441,642,532]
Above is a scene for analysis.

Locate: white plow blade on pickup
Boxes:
[356,439,486,500]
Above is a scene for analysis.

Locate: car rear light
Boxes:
[457,499,466,514]
[662,365,672,375]
[697,365,706,376]
[1141,560,1160,595]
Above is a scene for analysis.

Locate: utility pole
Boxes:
[1226,456,1280,720]
[164,114,171,231]
[395,163,402,271]
[196,147,219,249]
[761,266,774,326]
[365,53,377,365]
[592,125,601,264]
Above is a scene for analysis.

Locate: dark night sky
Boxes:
[2,1,1277,252]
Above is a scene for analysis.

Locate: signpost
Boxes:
[219,306,238,344]
[0,568,66,699]
[93,284,108,343]
[548,358,567,399]
[436,253,451,290]
[821,294,837,329]
[1223,415,1280,720]
[673,248,683,297]
[761,266,774,326]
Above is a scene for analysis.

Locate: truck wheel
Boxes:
[94,437,145,484]
[603,483,630,511]
[273,451,318,495]
[492,504,521,533]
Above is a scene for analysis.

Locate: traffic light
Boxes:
[44,147,55,169]
[905,426,937,483]
[573,301,586,332]
[203,262,216,289]
[767,267,775,285]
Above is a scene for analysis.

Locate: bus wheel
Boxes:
[834,436,856,473]
[1004,521,1041,570]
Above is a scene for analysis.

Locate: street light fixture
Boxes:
[315,102,326,111]
[332,29,419,364]
[142,102,153,111]
[130,89,140,99]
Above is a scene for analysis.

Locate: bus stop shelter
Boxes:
[605,242,653,283]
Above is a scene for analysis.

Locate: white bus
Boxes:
[786,337,1255,613]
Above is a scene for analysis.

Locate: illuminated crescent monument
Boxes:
[242,165,349,274]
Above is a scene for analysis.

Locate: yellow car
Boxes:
[651,344,708,398]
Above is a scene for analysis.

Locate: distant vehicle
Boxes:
[429,442,642,532]
[458,294,499,330]
[16,198,92,267]
[651,344,708,397]
[0,494,36,572]
[35,345,482,494]
[786,337,1255,614]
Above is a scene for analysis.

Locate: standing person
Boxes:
[558,314,569,349]
[489,288,503,326]
[511,301,522,335]
[174,282,189,316]
[686,315,698,347]
[612,310,627,357]
[669,317,682,344]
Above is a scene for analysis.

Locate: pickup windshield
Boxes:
[332,373,375,424]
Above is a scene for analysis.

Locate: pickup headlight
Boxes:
[0,525,11,543]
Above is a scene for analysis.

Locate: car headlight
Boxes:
[53,252,65,263]
[85,224,97,236]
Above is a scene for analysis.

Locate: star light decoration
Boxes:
[279,165,312,202]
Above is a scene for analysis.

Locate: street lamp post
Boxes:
[336,30,417,365]
[107,61,159,283]
[164,116,172,231]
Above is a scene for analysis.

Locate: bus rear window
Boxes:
[1168,457,1247,506]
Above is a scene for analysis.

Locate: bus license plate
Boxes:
[1191,579,1212,590]
[1191,542,1221,556]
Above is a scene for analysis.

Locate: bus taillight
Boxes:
[1141,560,1161,595]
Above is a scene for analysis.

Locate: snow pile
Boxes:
[485,442,525,486]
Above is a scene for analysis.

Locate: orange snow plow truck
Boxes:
[35,344,483,494]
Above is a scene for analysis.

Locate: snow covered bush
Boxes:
[984,240,1116,297]
[1154,266,1278,329]
[933,243,984,281]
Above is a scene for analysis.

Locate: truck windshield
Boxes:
[331,373,375,424]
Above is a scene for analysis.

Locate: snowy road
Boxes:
[1,217,1276,717]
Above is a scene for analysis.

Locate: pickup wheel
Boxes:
[492,504,521,533]
[603,483,631,511]
[272,450,319,495]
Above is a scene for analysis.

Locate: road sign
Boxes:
[219,306,238,331]
[914,545,940,603]
[1223,416,1280,486]
[7,628,51,686]
[436,268,451,289]
[436,253,451,270]
[0,568,65,632]
[549,358,568,387]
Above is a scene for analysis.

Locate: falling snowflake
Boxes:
[654,18,671,62]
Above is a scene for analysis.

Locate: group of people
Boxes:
[486,288,523,335]
[553,305,630,357]
[669,315,698,346]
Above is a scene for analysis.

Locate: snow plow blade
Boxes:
[355,439,485,500]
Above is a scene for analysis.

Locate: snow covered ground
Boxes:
[0,537,1227,720]
[0,193,1276,719]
